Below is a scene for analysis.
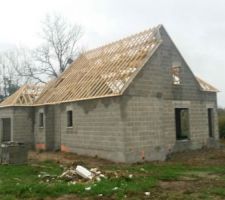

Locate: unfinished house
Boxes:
[0,85,42,146]
[0,25,219,162]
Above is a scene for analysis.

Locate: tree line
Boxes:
[0,13,83,100]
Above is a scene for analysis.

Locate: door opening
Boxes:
[175,108,190,140]
[2,118,11,142]
[208,108,214,138]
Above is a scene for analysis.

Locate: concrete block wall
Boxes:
[34,98,126,162]
[44,106,55,150]
[34,105,63,151]
[122,47,168,162]
[53,105,61,150]
[158,26,203,102]
[0,108,13,142]
[0,107,34,147]
[158,26,219,147]
[0,108,13,118]
[58,97,126,162]
[13,107,34,146]
[34,107,46,150]
[120,95,165,162]
[163,100,218,152]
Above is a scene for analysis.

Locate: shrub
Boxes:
[218,108,225,138]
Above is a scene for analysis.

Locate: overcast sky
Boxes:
[0,0,224,106]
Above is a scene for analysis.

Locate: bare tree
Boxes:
[28,13,83,82]
[0,46,47,100]
[9,47,47,84]
[0,13,83,92]
[0,50,26,99]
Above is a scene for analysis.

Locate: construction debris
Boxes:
[38,165,107,184]
[128,174,133,179]
[76,165,94,180]
[145,192,151,196]
[112,187,119,191]
[38,172,57,182]
[85,186,92,191]
[59,169,78,181]
[67,181,76,185]
[37,163,137,194]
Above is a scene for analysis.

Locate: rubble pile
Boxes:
[38,165,107,184]
[37,164,138,197]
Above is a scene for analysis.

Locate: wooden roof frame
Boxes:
[0,84,44,107]
[34,25,163,105]
[195,76,219,92]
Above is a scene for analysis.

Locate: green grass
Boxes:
[206,187,225,197]
[0,161,225,199]
[198,187,225,199]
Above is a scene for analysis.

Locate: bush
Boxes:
[218,108,225,138]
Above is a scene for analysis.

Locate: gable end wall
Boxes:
[121,27,218,162]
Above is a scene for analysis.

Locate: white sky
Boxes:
[0,0,225,107]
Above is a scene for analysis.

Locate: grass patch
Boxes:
[0,160,225,199]
[204,187,225,197]
[87,176,157,198]
[0,161,65,199]
[0,161,157,199]
[210,187,225,197]
[108,163,191,181]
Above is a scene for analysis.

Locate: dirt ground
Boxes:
[167,147,225,166]
[29,146,225,167]
[29,151,113,167]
